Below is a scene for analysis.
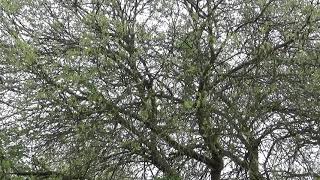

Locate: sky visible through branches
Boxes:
[0,0,320,179]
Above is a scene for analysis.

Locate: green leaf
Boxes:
[183,100,193,109]
[2,160,10,168]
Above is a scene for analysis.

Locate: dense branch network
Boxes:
[0,0,319,179]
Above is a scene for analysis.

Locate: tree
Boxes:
[0,0,319,179]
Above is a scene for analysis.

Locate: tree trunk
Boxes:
[210,154,223,180]
[248,146,263,180]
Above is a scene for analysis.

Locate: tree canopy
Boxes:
[0,0,320,179]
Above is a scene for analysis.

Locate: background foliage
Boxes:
[0,0,320,179]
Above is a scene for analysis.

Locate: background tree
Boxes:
[0,0,319,179]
